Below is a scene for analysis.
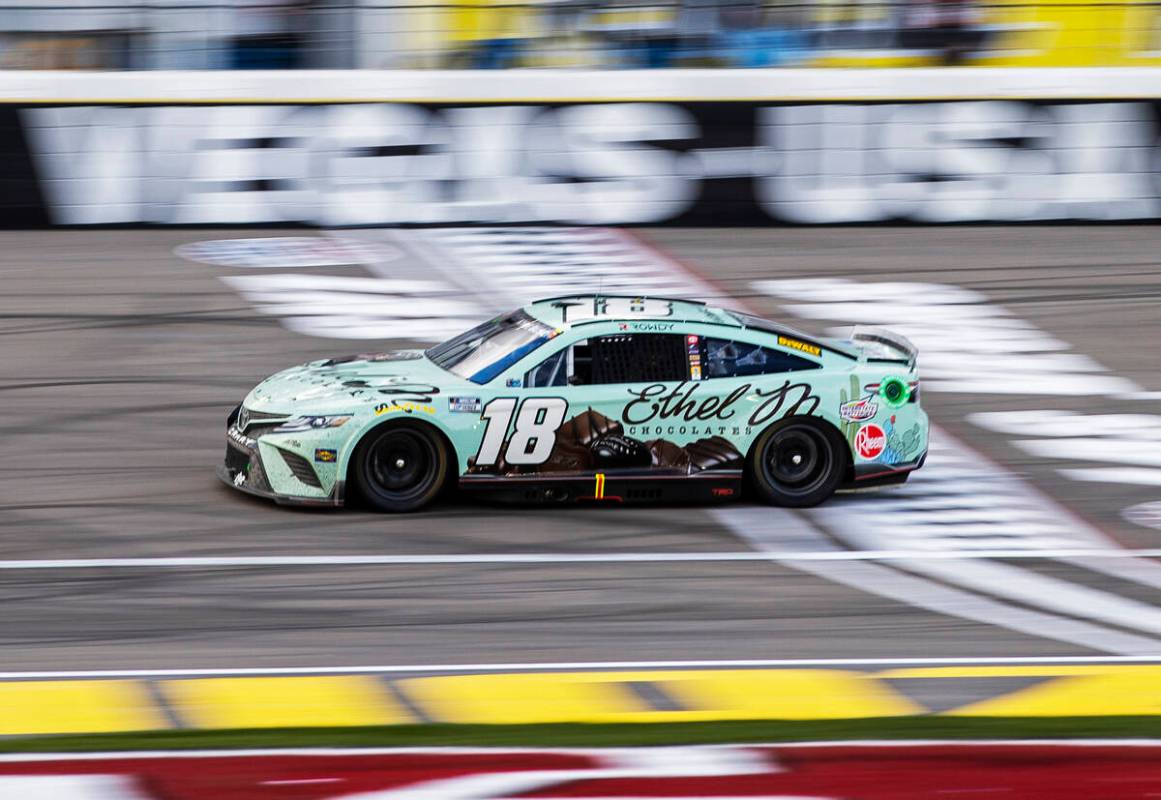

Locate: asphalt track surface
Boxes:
[1,226,1159,673]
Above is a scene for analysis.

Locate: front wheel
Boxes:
[749,418,846,508]
[352,423,449,513]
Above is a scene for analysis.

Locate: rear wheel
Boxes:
[352,423,449,513]
[749,418,845,508]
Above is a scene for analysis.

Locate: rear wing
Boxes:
[848,326,918,370]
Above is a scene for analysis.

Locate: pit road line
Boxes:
[1,654,1160,679]
[2,549,1161,570]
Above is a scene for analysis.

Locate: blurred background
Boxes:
[1,0,1159,70]
[0,0,1159,781]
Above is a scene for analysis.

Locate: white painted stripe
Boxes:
[1061,555,1161,592]
[715,507,1161,656]
[0,655,1159,680]
[895,557,1161,639]
[1060,467,1161,487]
[3,549,1161,570]
[2,741,1160,761]
[1021,439,1161,468]
[784,559,1161,655]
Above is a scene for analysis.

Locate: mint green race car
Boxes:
[219,295,928,512]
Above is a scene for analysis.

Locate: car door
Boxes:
[695,333,823,443]
[516,330,693,476]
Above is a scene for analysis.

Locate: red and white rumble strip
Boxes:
[0,743,1158,799]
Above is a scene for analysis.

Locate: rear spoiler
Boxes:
[848,326,918,370]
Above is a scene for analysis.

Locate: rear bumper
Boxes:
[844,448,927,489]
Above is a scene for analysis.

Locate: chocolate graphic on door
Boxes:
[467,408,742,476]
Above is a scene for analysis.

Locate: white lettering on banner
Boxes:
[220,274,484,340]
[22,103,698,226]
[1054,103,1160,220]
[22,106,145,224]
[527,103,700,224]
[22,101,1161,225]
[757,102,1160,223]
[753,278,1140,396]
[157,106,314,225]
[314,104,453,227]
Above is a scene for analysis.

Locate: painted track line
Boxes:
[3,548,1161,570]
[4,741,1161,761]
[1,655,1160,679]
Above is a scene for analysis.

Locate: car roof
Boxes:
[523,295,742,328]
[521,294,860,359]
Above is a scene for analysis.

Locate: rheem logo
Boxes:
[855,423,886,459]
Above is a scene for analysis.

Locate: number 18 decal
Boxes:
[475,397,568,466]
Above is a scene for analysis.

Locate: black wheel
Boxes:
[352,423,449,513]
[749,418,845,508]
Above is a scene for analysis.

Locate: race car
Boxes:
[219,295,928,512]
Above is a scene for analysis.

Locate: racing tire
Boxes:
[748,417,846,508]
[352,422,450,513]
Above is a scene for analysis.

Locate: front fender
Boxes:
[335,411,464,499]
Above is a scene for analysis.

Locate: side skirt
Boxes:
[458,472,744,506]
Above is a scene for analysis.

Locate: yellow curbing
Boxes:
[0,666,1158,735]
[647,669,924,720]
[942,667,1161,717]
[0,680,166,735]
[160,676,414,729]
[398,669,918,724]
[399,673,654,724]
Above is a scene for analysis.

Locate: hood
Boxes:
[245,349,468,413]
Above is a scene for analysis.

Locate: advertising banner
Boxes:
[1,70,1158,227]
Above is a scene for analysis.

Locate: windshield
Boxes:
[426,311,557,384]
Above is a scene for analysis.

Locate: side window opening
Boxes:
[571,340,592,385]
[526,334,689,387]
[591,334,686,384]
[524,347,569,388]
[704,337,820,378]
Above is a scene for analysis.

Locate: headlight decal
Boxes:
[274,415,352,434]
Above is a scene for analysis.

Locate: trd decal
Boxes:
[554,297,674,324]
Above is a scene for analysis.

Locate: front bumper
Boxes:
[215,463,343,507]
[219,416,344,507]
